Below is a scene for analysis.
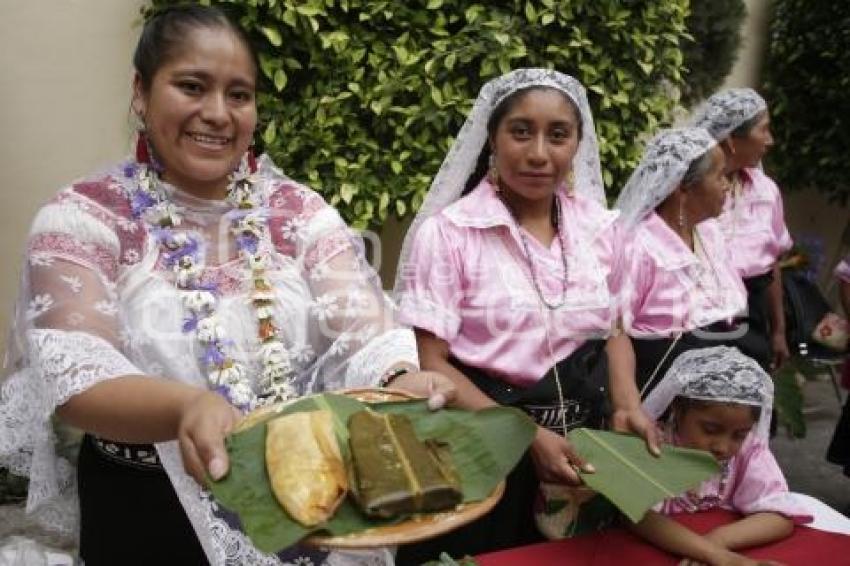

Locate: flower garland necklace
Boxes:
[126,147,295,412]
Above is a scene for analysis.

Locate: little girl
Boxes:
[633,346,812,565]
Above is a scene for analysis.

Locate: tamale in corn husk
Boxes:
[265,410,347,527]
[348,410,462,518]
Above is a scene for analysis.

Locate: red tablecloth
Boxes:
[476,510,850,565]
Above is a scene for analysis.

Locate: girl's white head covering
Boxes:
[643,346,774,439]
[394,68,604,291]
[690,87,768,141]
[614,127,717,229]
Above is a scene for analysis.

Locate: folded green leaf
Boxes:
[209,394,536,554]
[571,428,720,523]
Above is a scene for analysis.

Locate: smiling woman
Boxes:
[132,21,258,199]
[0,4,456,565]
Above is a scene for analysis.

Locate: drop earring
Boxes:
[247,142,258,174]
[564,170,575,196]
[135,129,151,165]
[487,152,499,188]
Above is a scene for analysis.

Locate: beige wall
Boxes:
[0,0,144,354]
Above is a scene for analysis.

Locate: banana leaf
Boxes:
[571,428,720,523]
[209,393,536,554]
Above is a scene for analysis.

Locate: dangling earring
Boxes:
[487,152,499,188]
[564,170,575,196]
[135,129,151,165]
[247,142,258,174]
[678,199,687,232]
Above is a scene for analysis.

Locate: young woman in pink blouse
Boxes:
[394,69,659,560]
[691,89,793,372]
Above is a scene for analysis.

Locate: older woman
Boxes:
[0,6,452,565]
[395,68,658,559]
[690,88,793,371]
[613,128,753,394]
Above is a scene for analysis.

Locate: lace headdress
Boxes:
[614,127,717,229]
[643,346,773,439]
[394,68,604,291]
[690,88,767,141]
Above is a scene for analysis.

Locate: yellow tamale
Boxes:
[348,410,462,518]
[265,410,347,527]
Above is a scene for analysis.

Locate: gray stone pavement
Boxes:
[772,375,849,514]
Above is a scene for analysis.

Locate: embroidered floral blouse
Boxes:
[0,156,413,565]
[396,180,618,387]
[717,167,793,279]
[655,430,812,524]
[613,213,748,337]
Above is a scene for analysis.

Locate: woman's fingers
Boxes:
[389,370,457,410]
[179,429,207,484]
[531,426,589,485]
[177,391,240,485]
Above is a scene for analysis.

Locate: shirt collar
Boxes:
[639,212,700,271]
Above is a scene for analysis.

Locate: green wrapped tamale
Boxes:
[348,410,462,518]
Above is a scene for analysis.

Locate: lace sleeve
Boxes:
[0,185,143,538]
[291,192,418,391]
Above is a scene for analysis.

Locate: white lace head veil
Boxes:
[689,88,768,141]
[614,127,717,229]
[394,68,604,291]
[643,346,774,439]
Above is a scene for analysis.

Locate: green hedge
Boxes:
[762,1,850,205]
[680,0,746,107]
[147,0,690,228]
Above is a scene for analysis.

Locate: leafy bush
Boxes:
[762,1,850,205]
[680,0,746,107]
[147,0,690,228]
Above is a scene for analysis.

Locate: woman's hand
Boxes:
[389,370,458,410]
[770,331,790,371]
[177,390,242,485]
[529,426,593,485]
[610,405,662,456]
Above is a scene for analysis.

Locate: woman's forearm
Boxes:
[606,332,641,411]
[415,329,497,410]
[706,512,794,550]
[56,375,206,444]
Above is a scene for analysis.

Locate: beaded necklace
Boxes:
[692,228,729,312]
[126,153,295,412]
[500,193,571,310]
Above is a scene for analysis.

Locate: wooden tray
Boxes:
[236,388,506,549]
[307,481,504,548]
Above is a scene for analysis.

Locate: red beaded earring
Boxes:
[135,131,151,164]
[247,145,258,174]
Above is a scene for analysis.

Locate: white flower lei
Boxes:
[128,155,296,411]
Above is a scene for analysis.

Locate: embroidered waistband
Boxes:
[91,436,162,469]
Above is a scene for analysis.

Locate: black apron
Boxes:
[396,340,609,564]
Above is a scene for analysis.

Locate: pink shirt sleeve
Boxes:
[610,226,650,334]
[768,177,794,257]
[396,216,464,342]
[731,437,812,524]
